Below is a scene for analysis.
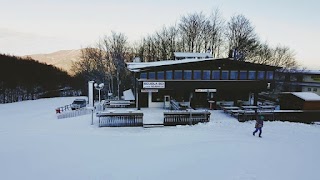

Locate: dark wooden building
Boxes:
[126,57,279,109]
[280,92,320,110]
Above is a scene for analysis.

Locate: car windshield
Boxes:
[73,100,85,104]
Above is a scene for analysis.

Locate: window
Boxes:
[140,72,147,79]
[184,70,192,80]
[240,70,247,80]
[313,88,318,92]
[257,71,265,80]
[148,72,155,79]
[166,70,172,80]
[266,71,274,80]
[157,71,164,80]
[174,70,182,80]
[212,70,220,80]
[203,70,211,80]
[290,75,297,81]
[221,71,229,80]
[230,71,238,80]
[193,70,201,80]
[248,71,256,80]
[307,88,311,91]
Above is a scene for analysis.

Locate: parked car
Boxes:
[71,99,87,110]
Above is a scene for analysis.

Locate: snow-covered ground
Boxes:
[1,97,320,180]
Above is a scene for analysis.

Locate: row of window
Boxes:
[140,70,274,80]
[307,88,318,92]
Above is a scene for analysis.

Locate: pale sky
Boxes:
[1,0,319,69]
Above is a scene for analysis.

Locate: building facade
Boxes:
[127,57,279,109]
[276,70,320,96]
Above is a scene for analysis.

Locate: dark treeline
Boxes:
[0,54,81,103]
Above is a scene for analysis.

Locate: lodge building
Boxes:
[126,53,280,109]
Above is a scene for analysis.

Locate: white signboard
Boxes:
[141,89,159,93]
[195,89,217,93]
[143,82,165,89]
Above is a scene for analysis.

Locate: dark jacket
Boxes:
[255,119,264,128]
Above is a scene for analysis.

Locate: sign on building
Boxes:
[143,82,165,89]
[195,89,217,93]
[141,89,159,93]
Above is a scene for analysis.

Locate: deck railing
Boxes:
[164,110,210,126]
[96,112,143,127]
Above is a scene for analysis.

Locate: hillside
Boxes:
[23,49,82,74]
[1,97,320,180]
[0,54,74,103]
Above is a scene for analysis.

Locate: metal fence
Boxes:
[57,108,93,119]
[97,112,143,127]
[164,110,210,126]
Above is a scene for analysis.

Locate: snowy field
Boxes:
[1,97,320,180]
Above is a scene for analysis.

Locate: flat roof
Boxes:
[280,69,320,75]
[174,52,213,58]
[127,58,215,72]
[126,58,279,72]
[291,92,320,101]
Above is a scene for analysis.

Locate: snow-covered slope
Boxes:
[0,97,320,180]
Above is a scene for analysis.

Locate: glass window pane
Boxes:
[240,71,247,80]
[174,70,182,80]
[212,70,220,80]
[203,70,211,80]
[222,71,229,80]
[166,70,172,80]
[248,71,256,80]
[266,71,274,80]
[148,72,155,79]
[230,71,238,80]
[258,71,265,80]
[193,70,201,80]
[140,72,147,79]
[157,71,164,80]
[184,70,192,80]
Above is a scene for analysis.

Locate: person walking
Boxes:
[253,115,264,137]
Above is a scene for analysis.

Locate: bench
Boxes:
[164,110,210,126]
[96,111,143,127]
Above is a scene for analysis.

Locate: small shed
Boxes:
[280,92,320,110]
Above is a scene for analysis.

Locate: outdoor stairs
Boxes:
[143,123,165,128]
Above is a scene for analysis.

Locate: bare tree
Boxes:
[208,8,225,57]
[72,32,130,100]
[102,32,129,99]
[250,43,298,69]
[179,12,206,52]
[226,14,259,60]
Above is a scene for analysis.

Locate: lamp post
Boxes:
[94,83,104,103]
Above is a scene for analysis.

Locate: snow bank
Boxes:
[0,97,320,180]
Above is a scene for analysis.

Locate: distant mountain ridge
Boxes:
[23,49,83,74]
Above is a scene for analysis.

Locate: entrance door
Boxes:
[164,95,171,109]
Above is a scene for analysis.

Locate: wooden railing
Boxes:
[96,112,143,127]
[164,110,210,126]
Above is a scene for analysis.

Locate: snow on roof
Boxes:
[291,92,320,101]
[174,52,213,58]
[127,58,215,72]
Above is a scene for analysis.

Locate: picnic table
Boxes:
[258,105,276,111]
[222,106,240,114]
[241,106,259,110]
